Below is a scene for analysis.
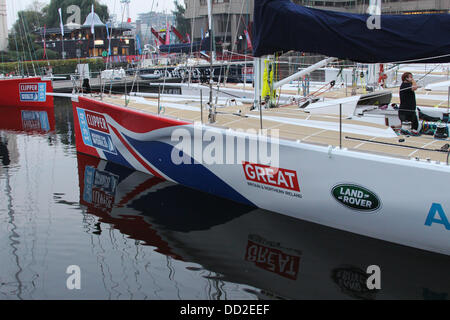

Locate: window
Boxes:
[218,17,228,33]
[201,0,229,6]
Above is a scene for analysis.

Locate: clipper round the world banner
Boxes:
[0,77,54,108]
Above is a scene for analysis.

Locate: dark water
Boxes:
[0,98,449,300]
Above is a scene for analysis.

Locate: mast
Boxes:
[207,0,215,123]
[367,0,381,16]
[366,0,381,88]
[58,8,65,59]
[91,5,95,57]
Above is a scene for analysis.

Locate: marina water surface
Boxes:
[0,98,449,300]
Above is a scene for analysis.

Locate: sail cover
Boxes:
[253,0,450,63]
[159,38,211,54]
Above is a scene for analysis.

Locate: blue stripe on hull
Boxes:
[104,149,134,171]
[123,134,255,206]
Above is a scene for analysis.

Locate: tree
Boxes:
[10,10,45,35]
[8,10,46,59]
[42,0,109,28]
[172,0,190,39]
[28,1,47,12]
[35,48,59,60]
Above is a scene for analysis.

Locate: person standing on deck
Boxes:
[399,72,420,135]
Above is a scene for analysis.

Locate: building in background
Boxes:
[184,0,254,54]
[0,0,7,51]
[35,12,136,60]
[136,11,175,48]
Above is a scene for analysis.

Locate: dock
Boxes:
[52,76,184,94]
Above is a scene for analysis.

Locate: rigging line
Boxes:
[213,0,234,104]
[414,63,444,83]
[374,53,450,65]
[345,135,449,153]
[129,66,140,97]
[187,0,196,85]
[140,0,156,64]
[31,2,50,68]
[224,0,247,84]
[241,52,450,67]
[130,0,157,95]
[106,0,118,70]
[161,8,173,105]
[10,0,27,76]
[198,83,243,99]
[221,50,253,60]
[17,8,30,76]
[16,0,36,74]
[271,60,445,105]
[105,0,119,96]
[23,1,42,66]
[119,0,130,106]
[19,15,36,75]
[216,0,233,86]
[18,7,39,75]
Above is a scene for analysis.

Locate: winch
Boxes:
[401,121,411,132]
[434,122,448,140]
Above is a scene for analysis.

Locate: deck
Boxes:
[89,89,450,164]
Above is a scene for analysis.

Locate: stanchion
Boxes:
[200,90,203,124]
[340,103,342,149]
[158,84,161,115]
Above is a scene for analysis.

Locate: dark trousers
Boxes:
[399,108,418,130]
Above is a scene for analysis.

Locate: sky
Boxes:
[6,0,178,29]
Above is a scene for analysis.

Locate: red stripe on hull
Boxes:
[76,153,183,261]
[77,96,189,133]
[109,124,164,178]
[72,96,189,166]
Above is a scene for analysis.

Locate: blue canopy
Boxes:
[253,0,450,63]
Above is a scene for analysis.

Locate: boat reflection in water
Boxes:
[0,105,55,170]
[0,105,56,300]
[0,105,55,134]
[77,153,450,300]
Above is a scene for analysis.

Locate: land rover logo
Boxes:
[332,184,380,212]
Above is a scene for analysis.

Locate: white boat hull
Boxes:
[72,96,450,255]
